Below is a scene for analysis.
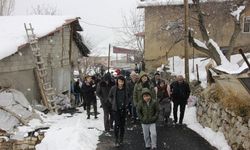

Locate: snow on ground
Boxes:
[183,106,231,150]
[26,101,231,150]
[15,54,250,149]
[18,97,232,150]
[167,53,250,87]
[35,108,104,150]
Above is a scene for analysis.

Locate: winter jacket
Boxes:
[137,88,159,124]
[108,85,129,112]
[74,81,81,94]
[133,72,156,107]
[96,80,112,106]
[170,81,190,104]
[157,85,169,100]
[81,82,96,103]
[127,80,137,104]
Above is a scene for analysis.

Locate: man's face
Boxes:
[143,93,151,102]
[177,76,184,83]
[141,75,148,83]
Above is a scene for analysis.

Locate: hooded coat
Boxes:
[137,88,159,124]
[133,71,156,107]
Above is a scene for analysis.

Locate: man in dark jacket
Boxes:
[96,73,114,132]
[170,75,190,125]
[108,75,129,147]
[82,75,98,119]
[137,88,159,150]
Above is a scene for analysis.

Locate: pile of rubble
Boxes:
[0,130,44,150]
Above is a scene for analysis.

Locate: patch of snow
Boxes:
[208,39,246,74]
[35,101,104,150]
[167,53,249,87]
[184,106,231,150]
[194,38,208,49]
[231,6,245,21]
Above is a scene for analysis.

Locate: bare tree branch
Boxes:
[30,4,57,15]
[116,9,144,63]
[0,0,15,16]
[226,0,247,60]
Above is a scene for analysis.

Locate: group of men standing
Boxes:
[72,70,190,150]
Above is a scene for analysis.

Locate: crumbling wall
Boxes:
[0,132,44,150]
[197,84,250,150]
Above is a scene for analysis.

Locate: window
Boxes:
[243,17,250,33]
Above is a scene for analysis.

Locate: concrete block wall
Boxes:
[0,24,79,102]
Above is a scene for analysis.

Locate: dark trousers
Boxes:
[103,104,113,131]
[173,101,186,124]
[74,93,80,106]
[80,93,86,109]
[132,106,138,119]
[86,100,97,117]
[113,110,126,142]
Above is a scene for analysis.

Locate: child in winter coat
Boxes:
[137,88,159,150]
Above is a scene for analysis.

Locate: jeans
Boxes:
[141,123,157,148]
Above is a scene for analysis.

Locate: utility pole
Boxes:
[184,0,190,82]
[108,44,111,73]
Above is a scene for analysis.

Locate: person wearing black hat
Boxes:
[108,75,129,147]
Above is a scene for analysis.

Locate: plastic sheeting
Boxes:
[0,89,36,132]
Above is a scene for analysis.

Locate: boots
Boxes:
[119,138,123,145]
[114,138,120,147]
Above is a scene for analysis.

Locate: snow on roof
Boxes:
[0,15,78,60]
[137,0,197,7]
[137,0,225,8]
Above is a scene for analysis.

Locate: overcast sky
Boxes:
[14,0,137,45]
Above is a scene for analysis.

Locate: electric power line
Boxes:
[79,20,139,29]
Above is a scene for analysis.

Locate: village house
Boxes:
[0,16,89,104]
[138,0,250,71]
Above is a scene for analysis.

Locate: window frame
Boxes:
[243,16,250,33]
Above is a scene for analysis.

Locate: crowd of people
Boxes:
[71,68,190,150]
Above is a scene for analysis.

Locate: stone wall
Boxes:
[0,132,44,150]
[196,85,250,150]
